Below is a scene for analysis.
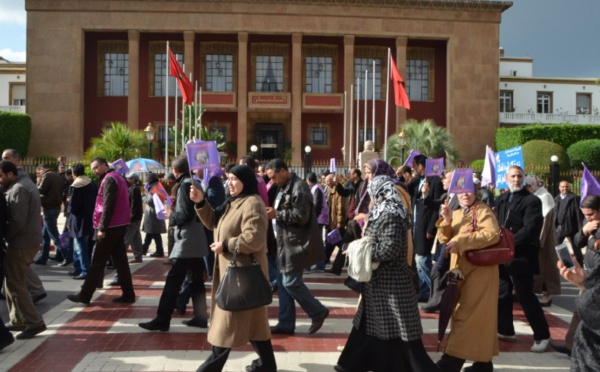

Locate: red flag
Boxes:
[390,56,410,109]
[168,49,193,105]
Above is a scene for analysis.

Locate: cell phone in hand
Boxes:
[555,243,575,271]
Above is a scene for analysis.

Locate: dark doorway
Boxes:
[255,123,284,160]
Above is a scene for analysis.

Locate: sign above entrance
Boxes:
[249,92,291,109]
[303,93,344,110]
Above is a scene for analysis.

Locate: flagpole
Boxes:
[165,41,169,167]
[198,87,203,135]
[364,70,367,143]
[349,84,354,168]
[174,71,178,157]
[372,60,375,147]
[343,90,347,167]
[384,48,391,162]
[194,80,199,139]
[355,77,360,162]
[189,73,193,141]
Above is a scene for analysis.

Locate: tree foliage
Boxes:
[567,139,600,170]
[385,119,459,167]
[84,122,147,162]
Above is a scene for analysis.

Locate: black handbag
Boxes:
[215,249,273,311]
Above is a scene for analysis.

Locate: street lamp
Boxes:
[398,129,407,165]
[250,144,258,158]
[550,155,559,197]
[144,122,156,159]
[304,145,312,177]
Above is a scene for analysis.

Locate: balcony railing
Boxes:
[500,112,600,125]
[0,105,26,114]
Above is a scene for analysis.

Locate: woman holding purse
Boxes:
[435,191,501,372]
[191,164,276,372]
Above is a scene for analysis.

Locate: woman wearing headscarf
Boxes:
[435,189,501,372]
[192,164,276,372]
[141,173,167,257]
[524,175,561,306]
[335,175,436,372]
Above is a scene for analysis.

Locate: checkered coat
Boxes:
[353,211,423,341]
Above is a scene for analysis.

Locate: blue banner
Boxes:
[495,146,524,189]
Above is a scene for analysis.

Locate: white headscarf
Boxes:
[525,175,555,218]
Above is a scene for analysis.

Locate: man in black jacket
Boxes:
[554,180,583,265]
[495,165,550,353]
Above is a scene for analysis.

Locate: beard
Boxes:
[509,185,523,193]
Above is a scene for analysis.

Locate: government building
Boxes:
[25,0,511,164]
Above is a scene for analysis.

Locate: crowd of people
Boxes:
[0,146,597,371]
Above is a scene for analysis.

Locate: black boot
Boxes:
[463,361,493,372]
[436,353,465,372]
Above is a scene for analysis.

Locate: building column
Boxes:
[395,36,408,132]
[291,33,302,165]
[237,32,249,159]
[183,31,195,79]
[344,35,355,167]
[128,30,140,130]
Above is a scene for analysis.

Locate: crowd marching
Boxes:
[0,146,598,372]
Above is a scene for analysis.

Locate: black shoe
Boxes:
[112,295,136,304]
[33,258,47,265]
[182,318,208,328]
[59,259,73,267]
[32,293,47,304]
[150,252,165,258]
[308,308,329,335]
[138,319,169,332]
[334,365,348,372]
[270,325,294,335]
[175,307,186,315]
[421,305,439,313]
[0,335,14,351]
[4,323,26,332]
[67,292,90,305]
[16,324,47,340]
[324,269,341,276]
[68,271,80,277]
[73,274,87,280]
[550,343,571,357]
[245,358,270,372]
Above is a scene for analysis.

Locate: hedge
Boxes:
[495,124,600,152]
[567,140,600,170]
[522,140,570,172]
[0,111,31,157]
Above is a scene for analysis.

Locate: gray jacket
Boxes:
[169,174,208,259]
[5,174,43,249]
[274,173,324,273]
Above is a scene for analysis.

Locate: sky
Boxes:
[0,0,599,78]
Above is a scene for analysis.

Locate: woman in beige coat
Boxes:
[192,164,276,372]
[435,191,501,372]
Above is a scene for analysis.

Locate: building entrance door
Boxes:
[255,123,284,160]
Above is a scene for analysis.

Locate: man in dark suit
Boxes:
[554,180,583,265]
[495,165,550,353]
[407,154,444,302]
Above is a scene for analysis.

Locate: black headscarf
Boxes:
[214,164,258,221]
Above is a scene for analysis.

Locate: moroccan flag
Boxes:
[580,163,600,206]
[390,55,410,109]
[168,49,193,105]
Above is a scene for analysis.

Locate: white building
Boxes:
[0,57,27,113]
[499,49,600,125]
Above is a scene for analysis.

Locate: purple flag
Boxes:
[326,228,342,245]
[111,158,129,175]
[580,163,600,206]
[330,158,337,174]
[481,145,496,187]
[153,193,166,220]
[186,140,221,172]
[403,149,422,167]
[425,157,444,177]
[449,168,475,194]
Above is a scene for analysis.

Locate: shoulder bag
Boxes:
[465,203,515,266]
[215,248,273,311]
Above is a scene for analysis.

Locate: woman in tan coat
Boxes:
[435,191,501,372]
[192,164,276,372]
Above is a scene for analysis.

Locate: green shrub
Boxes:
[0,111,32,157]
[470,159,484,173]
[496,124,600,152]
[522,140,570,173]
[567,140,600,170]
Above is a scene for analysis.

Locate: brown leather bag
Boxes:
[465,203,515,266]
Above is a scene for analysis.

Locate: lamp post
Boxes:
[250,144,258,158]
[398,129,406,165]
[550,155,560,197]
[304,145,312,177]
[144,122,156,159]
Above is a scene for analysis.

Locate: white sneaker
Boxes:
[531,338,550,352]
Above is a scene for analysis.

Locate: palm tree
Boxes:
[84,122,147,162]
[385,119,459,167]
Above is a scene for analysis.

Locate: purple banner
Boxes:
[112,158,129,175]
[326,228,342,245]
[186,140,221,172]
[425,157,444,177]
[403,149,422,167]
[449,168,475,194]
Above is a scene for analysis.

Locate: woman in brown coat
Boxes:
[435,191,501,372]
[192,164,276,372]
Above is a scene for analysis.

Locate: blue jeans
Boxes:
[72,236,90,277]
[276,269,327,332]
[415,254,432,301]
[41,209,62,260]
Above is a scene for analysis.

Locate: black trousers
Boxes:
[157,257,207,323]
[80,226,134,301]
[497,266,550,340]
[196,340,277,372]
